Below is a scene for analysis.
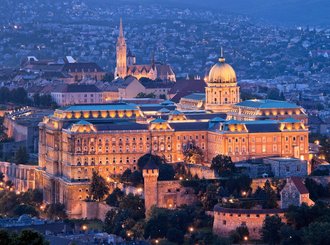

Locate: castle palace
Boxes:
[115,18,176,82]
[36,49,309,217]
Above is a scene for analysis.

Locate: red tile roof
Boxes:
[290,177,309,194]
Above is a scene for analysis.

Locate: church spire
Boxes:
[151,51,155,68]
[219,47,225,63]
[119,17,124,38]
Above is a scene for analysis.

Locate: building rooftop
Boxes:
[59,103,139,112]
[236,99,300,109]
[182,93,206,101]
[290,177,309,194]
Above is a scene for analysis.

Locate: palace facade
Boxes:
[37,52,310,216]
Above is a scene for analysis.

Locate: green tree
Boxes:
[45,203,67,220]
[0,229,12,245]
[5,180,14,189]
[0,191,19,216]
[285,202,330,229]
[254,180,278,209]
[261,215,284,245]
[14,146,29,164]
[14,204,38,217]
[120,169,132,183]
[144,208,170,239]
[17,229,49,245]
[90,171,109,201]
[210,155,236,177]
[166,228,184,244]
[279,224,303,245]
[183,141,204,164]
[129,171,143,186]
[136,92,156,98]
[119,194,145,221]
[0,172,4,182]
[105,188,124,207]
[230,225,249,243]
[201,184,218,210]
[104,193,145,238]
[137,154,165,171]
[158,164,175,181]
[303,222,330,245]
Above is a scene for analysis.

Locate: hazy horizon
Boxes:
[88,0,330,27]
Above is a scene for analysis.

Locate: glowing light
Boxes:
[244,236,248,241]
[82,225,88,231]
[189,227,194,232]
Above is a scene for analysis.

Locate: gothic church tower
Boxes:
[115,18,127,78]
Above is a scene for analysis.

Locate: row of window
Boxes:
[76,156,138,166]
[228,136,305,144]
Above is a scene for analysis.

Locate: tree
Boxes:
[119,194,145,221]
[0,229,12,245]
[304,178,329,201]
[303,222,330,245]
[158,164,175,181]
[14,204,38,217]
[105,188,124,207]
[183,141,204,164]
[201,184,218,210]
[14,146,29,164]
[17,229,49,245]
[261,215,284,245]
[5,180,14,189]
[136,92,156,98]
[137,154,165,171]
[285,202,330,229]
[0,172,4,182]
[230,225,249,243]
[129,171,143,186]
[120,169,132,183]
[144,208,170,239]
[0,191,19,216]
[104,193,145,238]
[0,229,48,245]
[210,155,236,177]
[279,224,303,245]
[45,203,67,220]
[254,180,278,209]
[90,171,109,201]
[166,228,184,244]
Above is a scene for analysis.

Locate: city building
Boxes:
[21,56,105,82]
[280,177,314,209]
[0,162,36,192]
[50,84,103,106]
[35,49,310,217]
[3,107,53,155]
[115,19,176,82]
[264,157,309,178]
[213,206,285,239]
[143,160,197,215]
[227,99,308,123]
[205,50,240,112]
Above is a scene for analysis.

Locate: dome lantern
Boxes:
[208,48,236,84]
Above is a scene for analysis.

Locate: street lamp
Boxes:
[82,225,88,231]
[189,227,194,233]
[243,236,248,241]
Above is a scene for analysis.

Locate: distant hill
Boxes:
[158,0,330,27]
